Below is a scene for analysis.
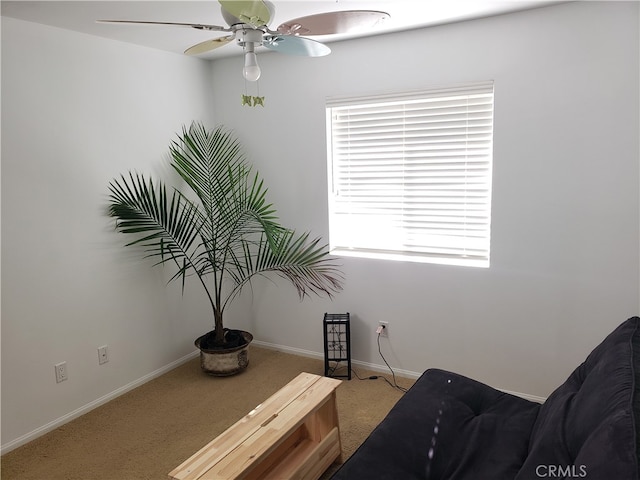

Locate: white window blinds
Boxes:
[326,82,494,267]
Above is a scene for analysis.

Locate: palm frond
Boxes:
[107,171,204,279]
[224,229,344,310]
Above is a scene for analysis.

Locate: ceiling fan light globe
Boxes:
[243,66,261,81]
[243,52,261,81]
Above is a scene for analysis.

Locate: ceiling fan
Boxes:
[98,0,390,82]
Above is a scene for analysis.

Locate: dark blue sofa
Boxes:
[332,316,640,480]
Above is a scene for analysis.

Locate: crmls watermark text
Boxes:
[536,465,587,478]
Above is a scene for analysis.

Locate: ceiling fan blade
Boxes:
[277,10,389,36]
[184,35,234,55]
[218,0,271,27]
[263,35,330,57]
[96,19,229,32]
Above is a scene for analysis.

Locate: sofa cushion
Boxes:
[332,368,540,480]
[515,316,640,480]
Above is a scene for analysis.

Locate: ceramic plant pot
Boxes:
[194,330,253,376]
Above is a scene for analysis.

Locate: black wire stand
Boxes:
[323,313,351,380]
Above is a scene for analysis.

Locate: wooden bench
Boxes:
[169,372,342,480]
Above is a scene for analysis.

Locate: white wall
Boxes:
[209,1,640,398]
[1,17,221,451]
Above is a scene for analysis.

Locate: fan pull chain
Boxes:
[254,81,264,107]
[242,78,265,107]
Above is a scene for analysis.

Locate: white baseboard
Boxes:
[0,350,199,455]
[3,343,547,454]
[252,340,547,403]
[252,339,424,379]
[500,389,547,404]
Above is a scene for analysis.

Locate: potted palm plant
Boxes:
[107,123,343,375]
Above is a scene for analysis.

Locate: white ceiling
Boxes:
[1,0,562,59]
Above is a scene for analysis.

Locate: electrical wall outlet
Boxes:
[55,362,68,383]
[378,321,389,337]
[98,345,109,365]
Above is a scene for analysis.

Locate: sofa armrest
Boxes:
[515,316,640,480]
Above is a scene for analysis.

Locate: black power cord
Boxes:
[375,330,408,393]
[326,335,407,393]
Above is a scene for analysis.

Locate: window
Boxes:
[326,82,494,267]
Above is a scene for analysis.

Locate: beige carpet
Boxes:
[1,346,414,480]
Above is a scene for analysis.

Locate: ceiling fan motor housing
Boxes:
[235,27,264,48]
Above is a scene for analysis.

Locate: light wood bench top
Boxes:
[169,372,342,480]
